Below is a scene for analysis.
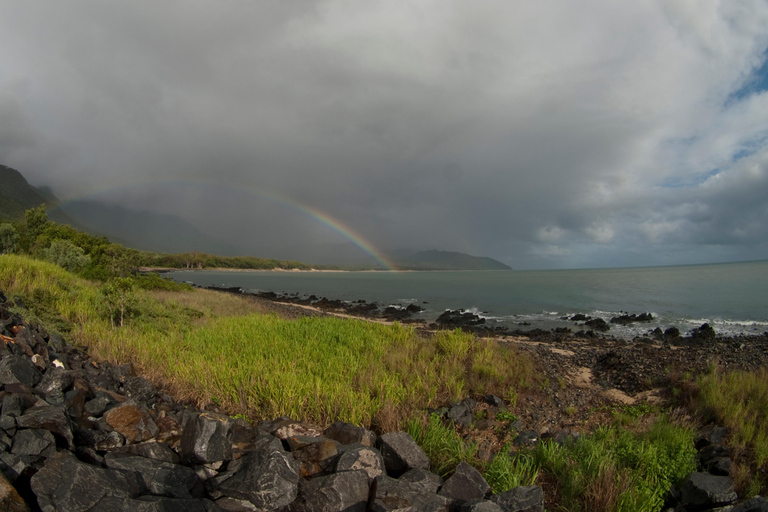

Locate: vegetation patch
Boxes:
[0,254,536,428]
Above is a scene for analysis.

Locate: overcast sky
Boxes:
[2,1,768,269]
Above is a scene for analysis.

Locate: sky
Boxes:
[1,1,768,269]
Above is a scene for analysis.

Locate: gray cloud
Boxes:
[1,1,768,268]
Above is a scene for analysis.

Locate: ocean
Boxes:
[165,260,768,338]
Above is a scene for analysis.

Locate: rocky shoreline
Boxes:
[1,288,767,511]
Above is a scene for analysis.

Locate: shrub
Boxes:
[44,239,90,272]
[0,223,19,254]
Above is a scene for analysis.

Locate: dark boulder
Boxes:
[11,429,56,458]
[323,421,376,447]
[460,499,504,512]
[690,323,717,341]
[678,472,738,509]
[438,461,490,502]
[731,497,768,512]
[377,432,430,476]
[610,313,653,325]
[181,412,235,464]
[584,318,610,332]
[290,470,370,512]
[212,446,299,510]
[30,452,143,511]
[16,404,75,449]
[103,452,201,499]
[399,467,443,494]
[436,310,486,328]
[123,375,159,404]
[109,440,182,464]
[0,471,28,512]
[489,486,544,512]
[0,355,42,387]
[334,443,386,481]
[370,475,451,512]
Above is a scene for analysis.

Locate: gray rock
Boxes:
[679,473,738,509]
[0,355,42,387]
[214,445,300,510]
[399,468,444,494]
[84,393,116,417]
[490,486,545,512]
[291,470,370,512]
[35,367,73,396]
[335,443,386,481]
[11,429,56,458]
[0,413,16,435]
[30,452,143,511]
[370,475,451,512]
[91,495,215,512]
[75,428,125,450]
[438,462,490,502]
[215,497,260,511]
[16,404,75,448]
[109,439,181,463]
[447,404,473,427]
[460,499,504,512]
[123,375,159,403]
[324,421,377,447]
[0,451,45,483]
[181,412,234,464]
[104,452,201,499]
[377,432,430,476]
[731,496,768,512]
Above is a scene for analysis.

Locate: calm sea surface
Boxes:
[166,260,768,338]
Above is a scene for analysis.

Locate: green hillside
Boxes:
[0,164,50,220]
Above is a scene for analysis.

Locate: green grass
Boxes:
[407,412,695,512]
[0,254,538,428]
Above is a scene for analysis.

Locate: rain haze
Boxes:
[2,1,768,269]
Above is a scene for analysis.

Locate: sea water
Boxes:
[165,260,768,338]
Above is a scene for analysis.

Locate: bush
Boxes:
[44,239,90,272]
[0,223,19,254]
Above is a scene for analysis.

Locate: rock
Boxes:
[0,471,28,512]
[323,421,376,447]
[664,327,681,339]
[447,403,473,427]
[438,461,490,502]
[181,412,234,464]
[64,388,87,419]
[610,313,653,325]
[34,367,73,396]
[696,425,730,449]
[399,468,443,494]
[75,428,125,451]
[273,422,322,440]
[513,431,539,447]
[334,443,386,481]
[370,475,451,512]
[103,452,201,499]
[292,438,339,478]
[584,318,610,332]
[483,395,504,408]
[290,470,370,512]
[691,323,717,341]
[436,310,486,328]
[0,355,43,387]
[16,404,75,448]
[460,499,504,512]
[30,452,143,511]
[123,375,158,404]
[11,429,56,458]
[91,495,214,512]
[0,451,45,484]
[377,432,430,476]
[679,472,738,509]
[731,496,768,512]
[103,400,159,443]
[110,440,182,464]
[213,446,299,510]
[490,486,545,512]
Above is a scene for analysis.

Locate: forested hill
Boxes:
[0,165,77,226]
[398,250,512,270]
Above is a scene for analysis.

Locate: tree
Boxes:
[0,223,19,254]
[100,277,136,327]
[44,239,90,272]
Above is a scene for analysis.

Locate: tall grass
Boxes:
[0,254,538,428]
[532,420,696,512]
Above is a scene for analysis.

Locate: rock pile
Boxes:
[0,290,545,512]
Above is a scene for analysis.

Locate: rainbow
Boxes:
[49,180,399,271]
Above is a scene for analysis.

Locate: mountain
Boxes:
[0,164,78,226]
[397,250,512,270]
[58,200,243,256]
[0,164,55,220]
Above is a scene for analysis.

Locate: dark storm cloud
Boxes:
[2,1,768,268]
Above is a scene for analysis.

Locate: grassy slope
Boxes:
[0,254,536,428]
